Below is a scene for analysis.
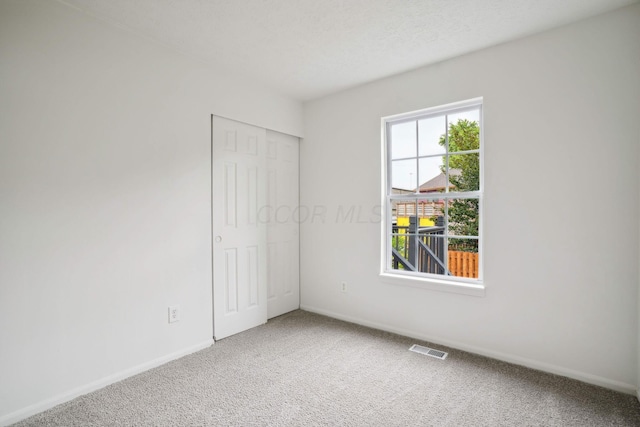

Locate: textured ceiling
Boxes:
[59,0,637,101]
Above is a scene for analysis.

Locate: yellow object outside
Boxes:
[396,216,435,231]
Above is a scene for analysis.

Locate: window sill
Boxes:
[379,272,485,297]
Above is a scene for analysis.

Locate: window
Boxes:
[381,98,483,291]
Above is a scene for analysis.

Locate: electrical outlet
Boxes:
[341,282,347,293]
[168,305,180,323]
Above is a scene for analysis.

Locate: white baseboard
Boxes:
[300,305,636,395]
[0,339,214,427]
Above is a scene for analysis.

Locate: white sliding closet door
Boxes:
[265,130,300,319]
[212,116,267,340]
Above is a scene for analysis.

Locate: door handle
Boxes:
[215,236,222,243]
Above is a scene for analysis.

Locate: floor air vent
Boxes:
[409,344,448,360]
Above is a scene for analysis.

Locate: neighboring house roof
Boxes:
[417,169,461,192]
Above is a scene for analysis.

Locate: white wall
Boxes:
[301,4,640,393]
[0,0,302,423]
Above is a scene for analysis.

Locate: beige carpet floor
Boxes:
[14,310,640,426]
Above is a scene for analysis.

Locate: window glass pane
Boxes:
[418,156,446,194]
[447,238,479,278]
[417,234,447,275]
[417,199,444,221]
[446,198,479,238]
[447,153,479,191]
[418,116,446,157]
[392,199,415,224]
[391,159,417,191]
[390,233,411,271]
[391,200,415,271]
[413,199,446,275]
[390,121,416,160]
[446,111,480,153]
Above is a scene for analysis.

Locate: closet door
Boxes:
[212,116,267,340]
[265,130,300,319]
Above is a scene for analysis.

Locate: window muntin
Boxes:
[384,99,482,283]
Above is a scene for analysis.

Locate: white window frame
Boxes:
[380,98,485,297]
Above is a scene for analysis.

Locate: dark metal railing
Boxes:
[391,216,451,275]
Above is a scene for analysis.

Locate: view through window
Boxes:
[384,99,482,283]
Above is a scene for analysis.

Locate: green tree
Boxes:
[439,119,479,252]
